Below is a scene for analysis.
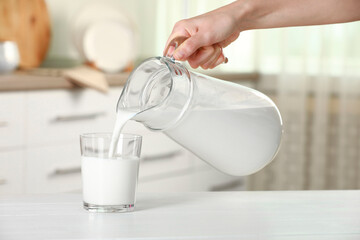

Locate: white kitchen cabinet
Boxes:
[139,133,190,178]
[139,163,245,192]
[0,92,25,149]
[191,165,245,191]
[0,86,244,195]
[0,150,24,194]
[25,144,82,194]
[24,87,118,193]
[189,155,246,191]
[25,88,120,147]
[138,172,194,192]
[22,86,199,194]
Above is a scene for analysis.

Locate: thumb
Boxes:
[173,34,207,61]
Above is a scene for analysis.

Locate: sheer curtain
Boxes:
[154,0,360,190]
[248,23,360,190]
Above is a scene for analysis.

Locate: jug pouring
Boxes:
[117,57,282,176]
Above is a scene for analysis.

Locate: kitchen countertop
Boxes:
[0,68,259,91]
[0,69,130,91]
[1,191,359,239]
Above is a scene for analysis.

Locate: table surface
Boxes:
[1,191,360,240]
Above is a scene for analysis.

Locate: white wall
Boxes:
[43,0,255,73]
[44,0,159,64]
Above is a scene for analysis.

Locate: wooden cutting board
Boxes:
[0,0,51,68]
[63,66,109,93]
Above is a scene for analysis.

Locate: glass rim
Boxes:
[80,132,142,140]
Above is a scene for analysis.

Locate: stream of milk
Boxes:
[108,111,137,158]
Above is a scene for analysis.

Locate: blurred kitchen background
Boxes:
[1,0,360,195]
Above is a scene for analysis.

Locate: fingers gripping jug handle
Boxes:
[164,36,228,64]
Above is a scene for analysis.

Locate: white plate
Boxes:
[82,20,135,73]
[71,3,136,72]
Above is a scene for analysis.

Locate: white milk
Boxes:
[165,107,282,176]
[108,110,137,158]
[82,156,139,205]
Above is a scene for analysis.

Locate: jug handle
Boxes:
[163,36,228,64]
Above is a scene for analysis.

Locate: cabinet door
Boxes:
[0,150,24,195]
[138,168,245,192]
[25,145,82,194]
[26,88,122,147]
[189,155,246,191]
[138,132,191,179]
[0,92,25,148]
[138,172,193,192]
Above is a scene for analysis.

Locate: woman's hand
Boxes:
[163,1,244,69]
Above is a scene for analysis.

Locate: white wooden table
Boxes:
[1,191,359,239]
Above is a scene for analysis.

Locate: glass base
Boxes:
[83,202,134,213]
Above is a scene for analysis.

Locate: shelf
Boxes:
[0,68,129,92]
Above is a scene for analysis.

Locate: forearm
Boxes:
[230,0,360,31]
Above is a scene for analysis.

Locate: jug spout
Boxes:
[117,57,193,130]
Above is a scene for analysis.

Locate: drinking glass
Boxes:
[80,133,142,213]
